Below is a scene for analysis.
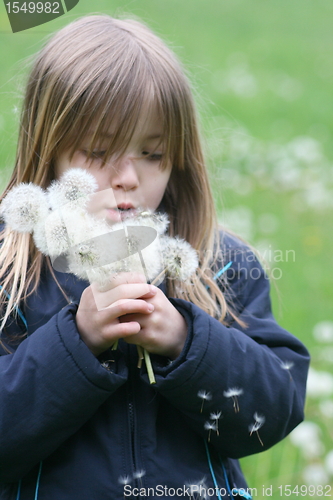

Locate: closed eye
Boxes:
[142,151,163,161]
[81,150,106,159]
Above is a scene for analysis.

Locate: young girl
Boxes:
[0,15,309,500]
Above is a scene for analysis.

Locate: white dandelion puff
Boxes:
[33,220,49,255]
[160,235,198,281]
[210,411,222,435]
[249,412,265,446]
[1,183,49,233]
[204,421,217,442]
[42,210,70,257]
[137,210,169,234]
[197,390,212,413]
[47,168,98,209]
[223,387,243,413]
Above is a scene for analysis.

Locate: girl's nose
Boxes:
[110,156,139,191]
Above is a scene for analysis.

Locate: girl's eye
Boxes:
[91,150,106,159]
[142,151,163,162]
[81,150,106,159]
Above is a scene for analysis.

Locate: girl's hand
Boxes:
[119,287,188,360]
[75,273,157,356]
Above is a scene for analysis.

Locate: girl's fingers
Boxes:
[104,272,147,288]
[106,298,154,317]
[92,283,156,310]
[110,321,142,338]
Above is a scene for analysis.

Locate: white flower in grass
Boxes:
[302,464,328,485]
[47,168,97,209]
[313,321,333,343]
[197,390,212,413]
[306,367,333,398]
[160,235,198,280]
[223,387,243,413]
[1,183,49,232]
[289,421,323,458]
[249,412,265,446]
[325,450,333,475]
[204,421,217,442]
[319,399,333,419]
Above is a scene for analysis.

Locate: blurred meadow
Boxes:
[0,0,333,497]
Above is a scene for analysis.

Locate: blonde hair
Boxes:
[0,14,239,339]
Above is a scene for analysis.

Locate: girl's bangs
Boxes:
[59,71,173,172]
[57,58,180,173]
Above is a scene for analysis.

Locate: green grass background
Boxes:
[1,1,333,498]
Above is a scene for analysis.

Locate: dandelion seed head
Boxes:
[223,387,244,398]
[161,235,198,280]
[1,183,49,233]
[138,210,169,234]
[33,220,49,254]
[43,210,70,257]
[47,168,97,210]
[197,390,212,401]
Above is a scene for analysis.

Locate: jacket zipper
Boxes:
[127,345,139,481]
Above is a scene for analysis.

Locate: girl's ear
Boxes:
[0,184,49,233]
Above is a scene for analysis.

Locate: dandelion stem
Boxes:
[111,339,118,350]
[151,268,166,286]
[137,345,144,368]
[256,431,264,447]
[143,348,156,384]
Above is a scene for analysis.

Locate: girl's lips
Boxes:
[105,208,122,222]
[105,207,138,222]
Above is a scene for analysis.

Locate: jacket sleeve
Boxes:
[0,304,128,482]
[150,240,310,459]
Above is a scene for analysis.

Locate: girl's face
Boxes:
[55,110,172,223]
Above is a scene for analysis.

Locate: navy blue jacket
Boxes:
[0,232,309,499]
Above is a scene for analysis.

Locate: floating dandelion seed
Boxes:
[210,411,222,435]
[281,360,294,380]
[1,183,49,233]
[249,412,265,446]
[197,390,212,413]
[47,168,98,209]
[160,235,198,281]
[133,469,146,489]
[223,387,243,413]
[186,477,208,500]
[118,475,131,485]
[204,421,217,442]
